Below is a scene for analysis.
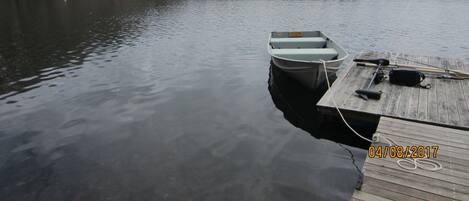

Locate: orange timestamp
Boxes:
[368,145,439,159]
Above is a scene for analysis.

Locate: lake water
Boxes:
[1,0,469,200]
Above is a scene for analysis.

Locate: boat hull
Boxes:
[271,56,342,90]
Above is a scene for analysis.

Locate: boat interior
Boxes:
[269,31,346,62]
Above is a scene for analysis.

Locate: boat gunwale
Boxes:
[267,31,349,66]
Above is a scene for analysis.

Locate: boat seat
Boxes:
[270,37,326,49]
[271,48,338,61]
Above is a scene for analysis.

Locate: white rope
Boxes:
[319,60,442,171]
[320,60,373,143]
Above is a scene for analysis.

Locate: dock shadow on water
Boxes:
[268,64,373,149]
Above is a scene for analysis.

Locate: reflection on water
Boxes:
[1,0,469,200]
[268,65,373,149]
[268,64,328,132]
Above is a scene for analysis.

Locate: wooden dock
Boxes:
[315,51,469,200]
[317,51,469,130]
[351,117,469,201]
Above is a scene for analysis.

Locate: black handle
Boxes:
[353,58,390,66]
[355,89,382,100]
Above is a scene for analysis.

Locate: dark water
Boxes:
[1,0,469,200]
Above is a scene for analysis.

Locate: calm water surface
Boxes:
[1,0,469,200]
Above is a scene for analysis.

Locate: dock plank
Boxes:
[394,53,415,118]
[351,190,393,201]
[360,177,429,201]
[455,60,469,126]
[351,117,469,201]
[444,59,462,125]
[426,56,440,124]
[406,54,423,119]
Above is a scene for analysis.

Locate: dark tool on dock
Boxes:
[353,58,388,100]
[388,69,431,88]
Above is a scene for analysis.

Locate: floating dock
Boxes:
[315,51,469,200]
[351,117,469,201]
[317,51,469,130]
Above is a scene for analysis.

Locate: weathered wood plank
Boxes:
[431,57,450,125]
[426,59,440,124]
[377,123,469,145]
[417,70,429,121]
[351,190,393,201]
[377,155,469,177]
[378,52,399,115]
[364,161,469,200]
[385,54,407,117]
[455,60,469,126]
[340,65,366,108]
[376,127,469,150]
[348,65,375,111]
[361,175,451,201]
[441,58,461,126]
[379,118,469,141]
[366,157,469,183]
[395,53,415,118]
[377,121,469,142]
[331,68,354,107]
[381,117,469,136]
[406,54,423,120]
[364,168,469,200]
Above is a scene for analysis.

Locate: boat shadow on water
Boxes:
[268,64,373,149]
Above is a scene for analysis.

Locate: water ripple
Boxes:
[1,0,469,200]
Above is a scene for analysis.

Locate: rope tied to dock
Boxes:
[320,60,442,172]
